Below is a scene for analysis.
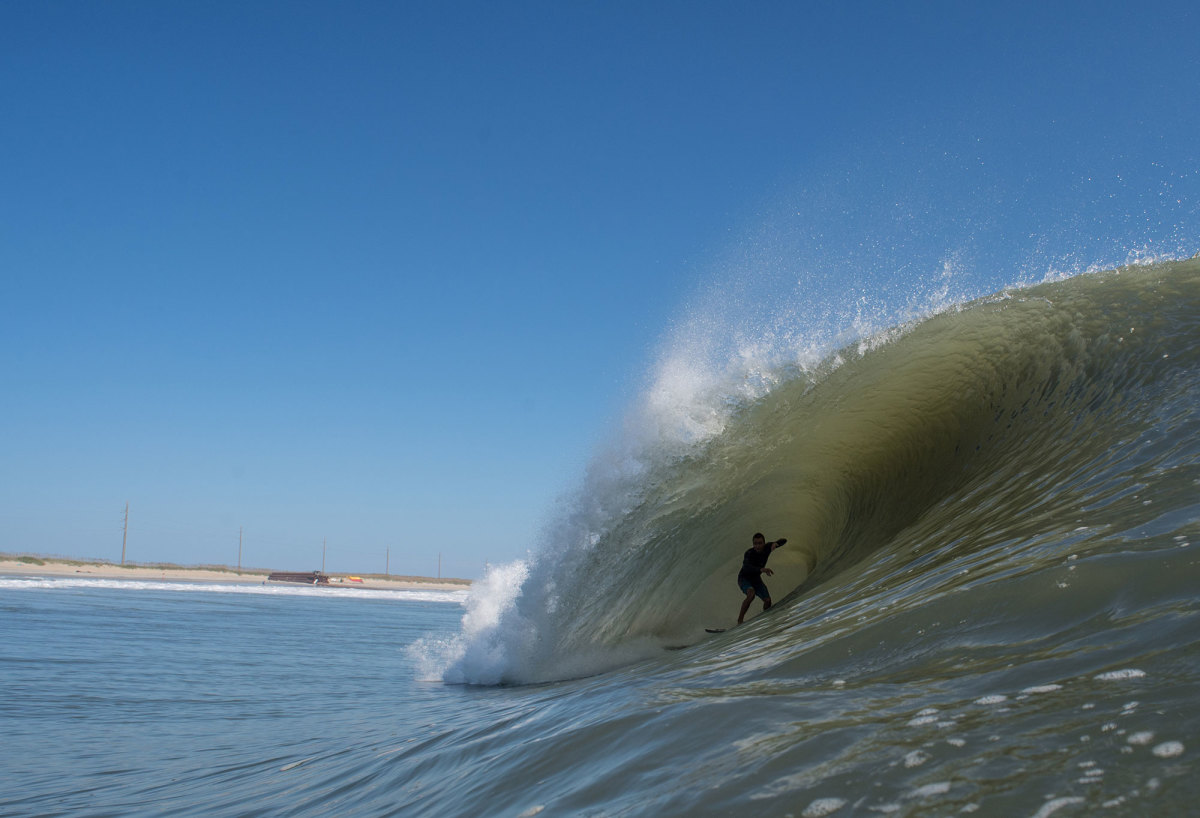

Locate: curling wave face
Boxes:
[429,258,1200,685]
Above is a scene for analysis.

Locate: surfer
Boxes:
[737,532,787,624]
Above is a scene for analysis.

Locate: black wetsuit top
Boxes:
[738,544,774,581]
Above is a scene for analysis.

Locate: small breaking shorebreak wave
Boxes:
[421,257,1200,685]
[0,575,468,604]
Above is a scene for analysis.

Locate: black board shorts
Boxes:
[738,573,770,601]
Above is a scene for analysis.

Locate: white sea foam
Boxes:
[0,575,466,603]
[974,695,1008,705]
[908,782,951,798]
[904,750,930,768]
[1021,684,1063,694]
[802,797,847,817]
[425,553,669,685]
[419,561,530,685]
[1152,741,1184,758]
[1095,669,1146,681]
[1030,796,1084,818]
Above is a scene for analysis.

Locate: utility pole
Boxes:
[322,537,326,573]
[385,546,390,577]
[438,552,441,579]
[238,527,243,574]
[121,502,129,565]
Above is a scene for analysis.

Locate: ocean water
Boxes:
[4,259,1199,816]
[0,580,467,816]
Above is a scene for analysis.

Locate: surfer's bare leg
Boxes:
[738,588,756,624]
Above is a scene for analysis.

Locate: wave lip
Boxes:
[440,258,1200,685]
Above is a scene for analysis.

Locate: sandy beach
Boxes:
[0,557,471,592]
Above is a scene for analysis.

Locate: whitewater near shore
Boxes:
[0,556,470,592]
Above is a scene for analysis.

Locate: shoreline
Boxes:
[0,557,471,593]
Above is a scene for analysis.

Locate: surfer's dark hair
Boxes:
[753,532,765,541]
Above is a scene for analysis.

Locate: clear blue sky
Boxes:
[3,1,1197,577]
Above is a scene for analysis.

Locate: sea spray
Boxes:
[434,258,1200,685]
[432,484,674,684]
[432,269,997,684]
[415,561,527,684]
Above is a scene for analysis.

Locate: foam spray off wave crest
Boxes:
[427,249,998,685]
[425,133,1200,683]
[413,561,526,684]
[434,253,1200,685]
[430,427,701,684]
